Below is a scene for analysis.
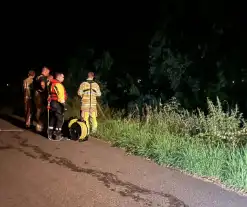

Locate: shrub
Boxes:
[66,96,247,191]
[65,96,81,119]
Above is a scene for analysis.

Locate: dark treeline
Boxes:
[3,1,247,116]
[63,1,247,116]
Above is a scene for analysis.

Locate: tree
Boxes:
[149,31,193,105]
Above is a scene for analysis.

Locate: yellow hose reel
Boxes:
[68,118,89,141]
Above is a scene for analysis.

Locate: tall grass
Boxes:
[66,96,247,192]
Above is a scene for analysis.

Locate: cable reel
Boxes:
[68,118,89,141]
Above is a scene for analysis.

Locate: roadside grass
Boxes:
[66,97,247,192]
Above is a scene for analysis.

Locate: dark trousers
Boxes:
[49,101,64,131]
[34,91,47,131]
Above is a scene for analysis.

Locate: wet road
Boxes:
[0,117,247,207]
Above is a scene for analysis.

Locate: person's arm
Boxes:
[39,76,46,90]
[40,81,45,90]
[95,83,101,97]
[54,83,65,104]
[77,82,85,97]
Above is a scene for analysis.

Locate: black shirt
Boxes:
[34,74,48,93]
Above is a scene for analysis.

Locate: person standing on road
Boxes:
[77,72,101,139]
[23,70,36,128]
[47,72,67,140]
[34,67,50,132]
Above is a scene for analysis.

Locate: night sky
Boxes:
[1,1,247,114]
[3,2,247,86]
[2,3,160,86]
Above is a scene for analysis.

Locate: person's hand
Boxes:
[41,81,45,89]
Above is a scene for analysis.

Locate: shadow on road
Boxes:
[0,112,70,138]
[0,113,27,130]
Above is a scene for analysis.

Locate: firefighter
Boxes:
[47,72,67,140]
[77,72,101,138]
[34,67,50,132]
[23,70,36,128]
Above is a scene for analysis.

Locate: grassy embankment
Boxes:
[66,97,247,193]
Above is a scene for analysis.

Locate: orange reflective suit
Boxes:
[23,76,34,127]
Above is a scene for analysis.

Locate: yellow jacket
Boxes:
[77,78,101,108]
[50,80,67,104]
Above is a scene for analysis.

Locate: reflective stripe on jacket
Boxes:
[77,79,101,108]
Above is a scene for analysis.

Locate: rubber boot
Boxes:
[25,124,31,129]
[54,130,63,141]
[36,123,43,133]
[47,128,53,140]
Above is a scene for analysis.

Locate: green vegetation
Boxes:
[66,97,247,192]
[62,14,247,193]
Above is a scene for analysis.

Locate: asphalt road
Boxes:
[0,116,247,207]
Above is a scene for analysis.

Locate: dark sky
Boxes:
[8,1,246,83]
[2,3,160,85]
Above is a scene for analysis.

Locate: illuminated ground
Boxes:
[0,117,246,207]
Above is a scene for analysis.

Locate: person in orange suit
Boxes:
[23,70,36,128]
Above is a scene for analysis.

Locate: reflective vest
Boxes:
[50,79,67,102]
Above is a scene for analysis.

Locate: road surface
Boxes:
[0,116,247,207]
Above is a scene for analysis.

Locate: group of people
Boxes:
[23,67,101,141]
